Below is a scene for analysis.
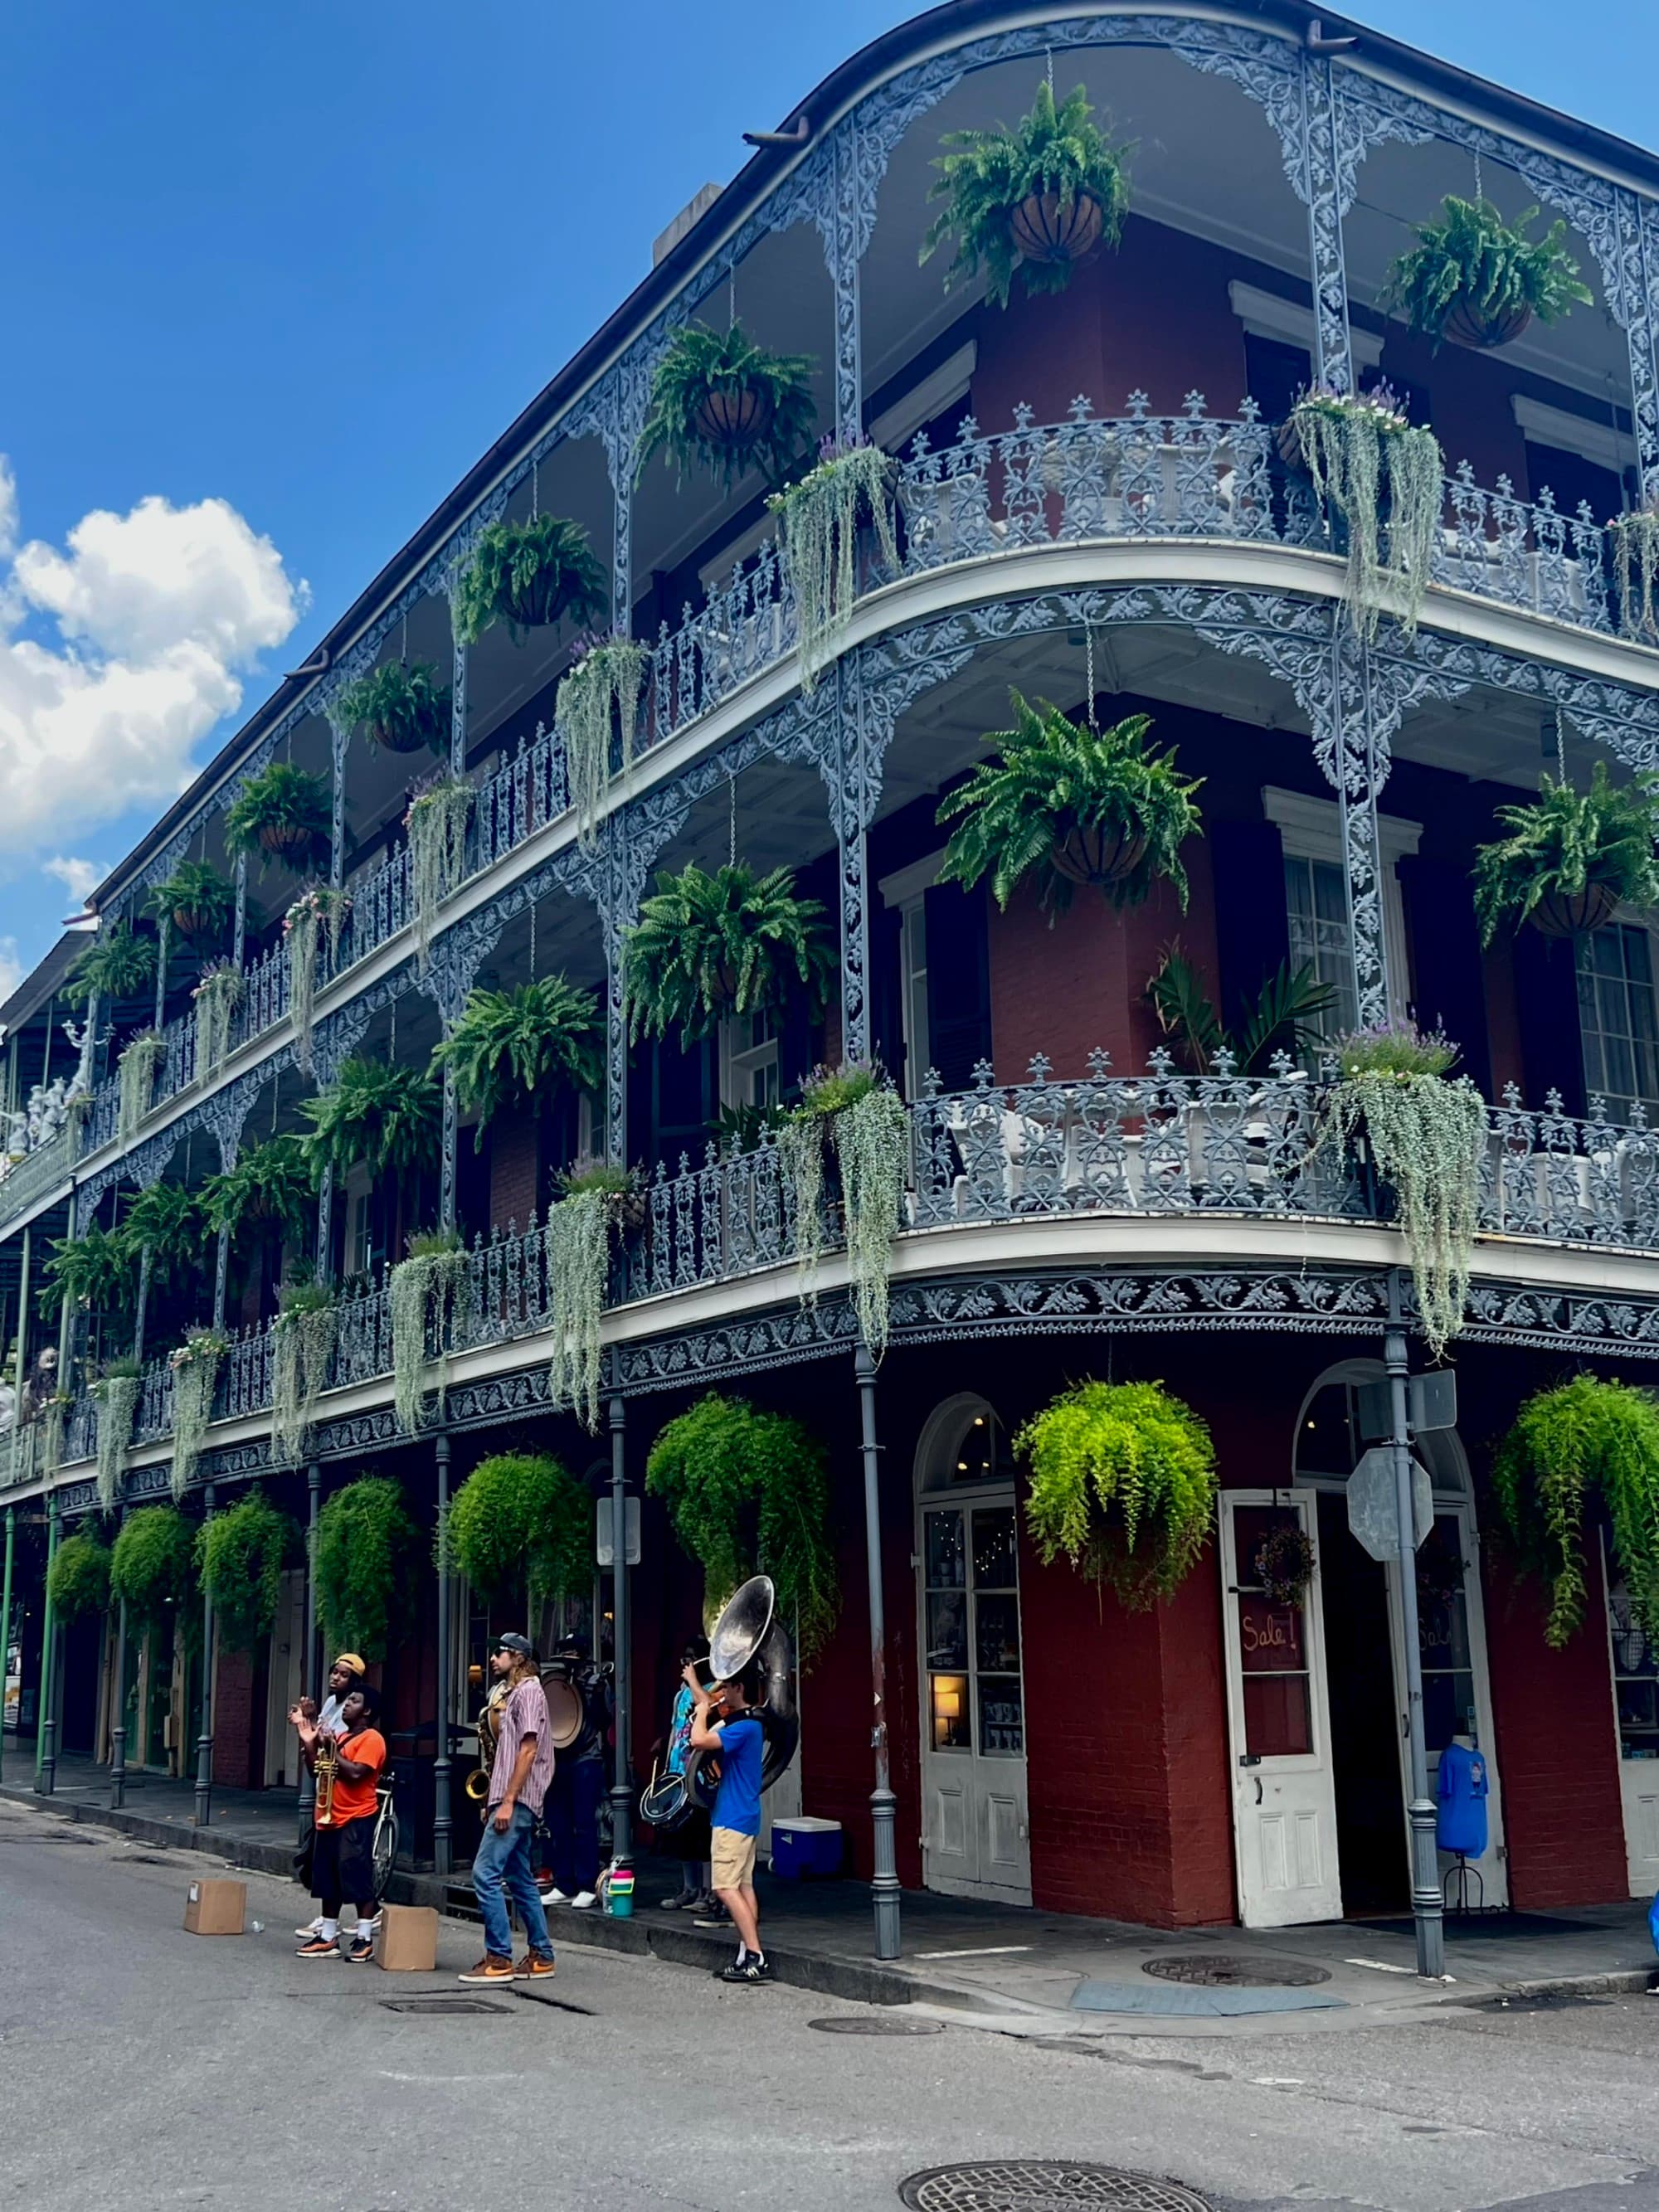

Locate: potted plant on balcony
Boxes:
[109,1504,196,1629]
[405,771,474,970]
[776,1062,908,1356]
[334,659,451,756]
[1473,762,1659,943]
[39,1225,134,1327]
[167,1328,229,1500]
[91,1357,143,1510]
[389,1227,469,1435]
[225,762,333,874]
[625,860,833,1043]
[766,435,899,690]
[195,1489,301,1650]
[116,1028,167,1149]
[556,634,652,847]
[1282,383,1444,639]
[61,925,157,1011]
[201,1133,314,1253]
[271,1273,338,1466]
[315,1475,421,1660]
[47,1530,112,1622]
[1383,194,1592,351]
[645,1393,837,1655]
[446,1451,592,1607]
[453,513,608,647]
[922,77,1131,308]
[283,884,350,1074]
[1146,946,1337,1075]
[635,322,818,489]
[191,959,244,1078]
[546,1159,640,1434]
[1018,1378,1218,1603]
[433,975,601,1145]
[1322,1021,1486,1361]
[144,861,235,950]
[300,1057,441,1183]
[937,693,1204,919]
[1492,1374,1659,1646]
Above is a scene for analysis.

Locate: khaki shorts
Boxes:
[710,1827,757,1890]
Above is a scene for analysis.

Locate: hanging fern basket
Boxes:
[693,381,776,452]
[1048,821,1148,891]
[1440,296,1532,351]
[1529,881,1620,939]
[259,819,318,864]
[1008,186,1105,269]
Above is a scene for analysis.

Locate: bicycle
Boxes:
[370,1780,400,1905]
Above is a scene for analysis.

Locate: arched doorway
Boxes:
[913,1394,1030,1904]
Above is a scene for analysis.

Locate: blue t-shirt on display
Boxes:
[1437,1738,1490,1858]
[712,1715,765,1837]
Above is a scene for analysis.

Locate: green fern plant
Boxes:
[120,1181,207,1291]
[938,693,1203,917]
[1018,1378,1217,1604]
[315,1475,423,1660]
[1492,1375,1659,1646]
[195,1490,302,1651]
[446,1451,593,1606]
[1146,946,1338,1075]
[1474,764,1659,944]
[453,513,607,646]
[625,863,833,1043]
[922,78,1131,308]
[48,1531,112,1621]
[300,1058,441,1181]
[434,977,601,1145]
[143,861,235,947]
[225,762,333,874]
[1384,195,1592,349]
[61,926,157,1009]
[334,659,451,755]
[109,1505,197,1626]
[201,1134,315,1248]
[38,1225,134,1323]
[635,322,817,489]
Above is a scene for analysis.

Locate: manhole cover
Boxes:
[810,2015,946,2036]
[899,2163,1211,2210]
[379,1996,512,2016]
[1142,1952,1329,1988]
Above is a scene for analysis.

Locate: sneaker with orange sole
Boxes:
[513,1950,556,1979]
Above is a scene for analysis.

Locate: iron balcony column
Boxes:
[609,1380,632,1863]
[0,1505,12,1787]
[855,1340,901,1960]
[36,1487,59,1794]
[194,1482,215,1828]
[110,1506,129,1810]
[433,1432,453,1878]
[1386,1271,1444,1979]
[298,1463,320,1840]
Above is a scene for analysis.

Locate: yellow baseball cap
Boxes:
[331,1652,367,1676]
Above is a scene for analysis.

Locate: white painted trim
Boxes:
[878,848,948,908]
[1228,280,1384,372]
[1512,395,1633,478]
[1263,785,1420,1018]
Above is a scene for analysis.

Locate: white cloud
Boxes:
[43,855,104,907]
[0,937,22,1004]
[0,462,308,864]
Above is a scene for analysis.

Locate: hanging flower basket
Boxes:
[1440,296,1533,351]
[225,763,333,876]
[1253,1522,1315,1609]
[144,862,234,949]
[1530,882,1621,939]
[1474,762,1659,947]
[1008,185,1106,270]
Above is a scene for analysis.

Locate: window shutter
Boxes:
[1211,820,1291,1036]
[869,904,905,1088]
[1512,927,1587,1118]
[643,1032,718,1169]
[1399,856,1492,1099]
[923,882,991,1090]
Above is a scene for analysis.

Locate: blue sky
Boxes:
[0,0,1652,996]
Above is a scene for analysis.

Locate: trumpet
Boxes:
[314,1733,340,1828]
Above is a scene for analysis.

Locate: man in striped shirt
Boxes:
[460,1634,557,1984]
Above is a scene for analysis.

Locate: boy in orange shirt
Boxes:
[295,1682,387,1962]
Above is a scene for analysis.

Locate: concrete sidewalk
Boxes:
[9,1754,1656,2035]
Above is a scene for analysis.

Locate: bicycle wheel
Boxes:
[371,1796,400,1902]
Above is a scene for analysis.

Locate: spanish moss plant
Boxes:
[61,925,157,1010]
[201,1133,315,1252]
[634,322,818,489]
[1326,1022,1486,1360]
[433,975,601,1144]
[271,1276,338,1465]
[937,693,1204,917]
[1473,763,1659,944]
[1492,1374,1659,1646]
[284,886,350,1075]
[1611,510,1659,646]
[625,862,834,1043]
[300,1058,441,1183]
[389,1228,469,1435]
[779,1064,909,1355]
[921,78,1131,309]
[556,637,650,847]
[92,1362,142,1511]
[167,1330,228,1501]
[1383,195,1592,350]
[405,774,473,970]
[195,1489,301,1651]
[225,762,333,876]
[144,861,235,949]
[48,1530,112,1621]
[645,1392,838,1655]
[766,440,898,691]
[314,1475,423,1660]
[109,1504,196,1626]
[191,959,244,1078]
[452,513,608,647]
[447,1451,593,1606]
[335,659,451,756]
[1017,1378,1218,1604]
[117,1029,166,1149]
[1290,384,1444,640]
[546,1173,615,1435]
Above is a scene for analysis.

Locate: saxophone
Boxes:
[463,1684,507,1810]
[314,1732,340,1828]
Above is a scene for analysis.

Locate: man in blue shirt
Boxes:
[686,1660,769,1985]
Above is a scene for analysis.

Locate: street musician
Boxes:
[294,1681,387,1962]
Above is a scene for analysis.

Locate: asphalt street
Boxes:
[1,1795,1656,2212]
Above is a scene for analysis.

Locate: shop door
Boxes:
[263,1571,306,1788]
[1605,1555,1659,1895]
[918,1495,1030,1903]
[1219,1492,1343,1927]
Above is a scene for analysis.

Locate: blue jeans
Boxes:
[472,1801,552,1961]
[550,1757,604,1896]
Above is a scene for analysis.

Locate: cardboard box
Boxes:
[182,1879,246,1936]
[375,1903,437,1972]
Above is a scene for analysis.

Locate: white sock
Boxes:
[319,1918,339,1942]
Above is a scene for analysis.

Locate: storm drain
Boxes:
[810,2015,945,2036]
[379,1996,512,2017]
[898,2163,1211,2210]
[1142,1953,1330,1988]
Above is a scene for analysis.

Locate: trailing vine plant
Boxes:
[272,1276,338,1465]
[314,1475,423,1660]
[195,1489,301,1651]
[192,959,244,1078]
[109,1504,196,1627]
[777,1065,909,1354]
[1611,510,1659,646]
[1288,384,1444,640]
[92,1359,143,1511]
[48,1530,112,1621]
[556,636,651,847]
[405,774,473,970]
[1017,1378,1218,1605]
[766,439,898,691]
[1492,1374,1659,1646]
[389,1228,469,1434]
[117,1029,166,1149]
[625,862,833,1042]
[167,1330,229,1501]
[284,887,350,1075]
[645,1392,837,1655]
[547,1163,631,1434]
[446,1451,593,1607]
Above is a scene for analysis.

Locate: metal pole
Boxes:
[0,1505,13,1785]
[433,1432,453,1878]
[608,1382,631,1861]
[854,1341,901,1960]
[110,1592,129,1808]
[298,1463,319,1840]
[36,1490,59,1793]
[1386,1271,1444,1978]
[194,1482,215,1827]
[12,1223,32,1490]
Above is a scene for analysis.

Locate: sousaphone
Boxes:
[689,1574,800,1811]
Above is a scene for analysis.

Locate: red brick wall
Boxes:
[488,1105,539,1233]
[212,1645,257,1788]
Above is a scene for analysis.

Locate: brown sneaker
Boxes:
[513,1950,556,1979]
[457,1954,514,1984]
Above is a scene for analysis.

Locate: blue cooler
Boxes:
[770,1817,843,1880]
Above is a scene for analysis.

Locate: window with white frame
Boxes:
[1577,921,1659,1115]
[720,1009,780,1113]
[878,850,945,1101]
[1262,789,1421,1038]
